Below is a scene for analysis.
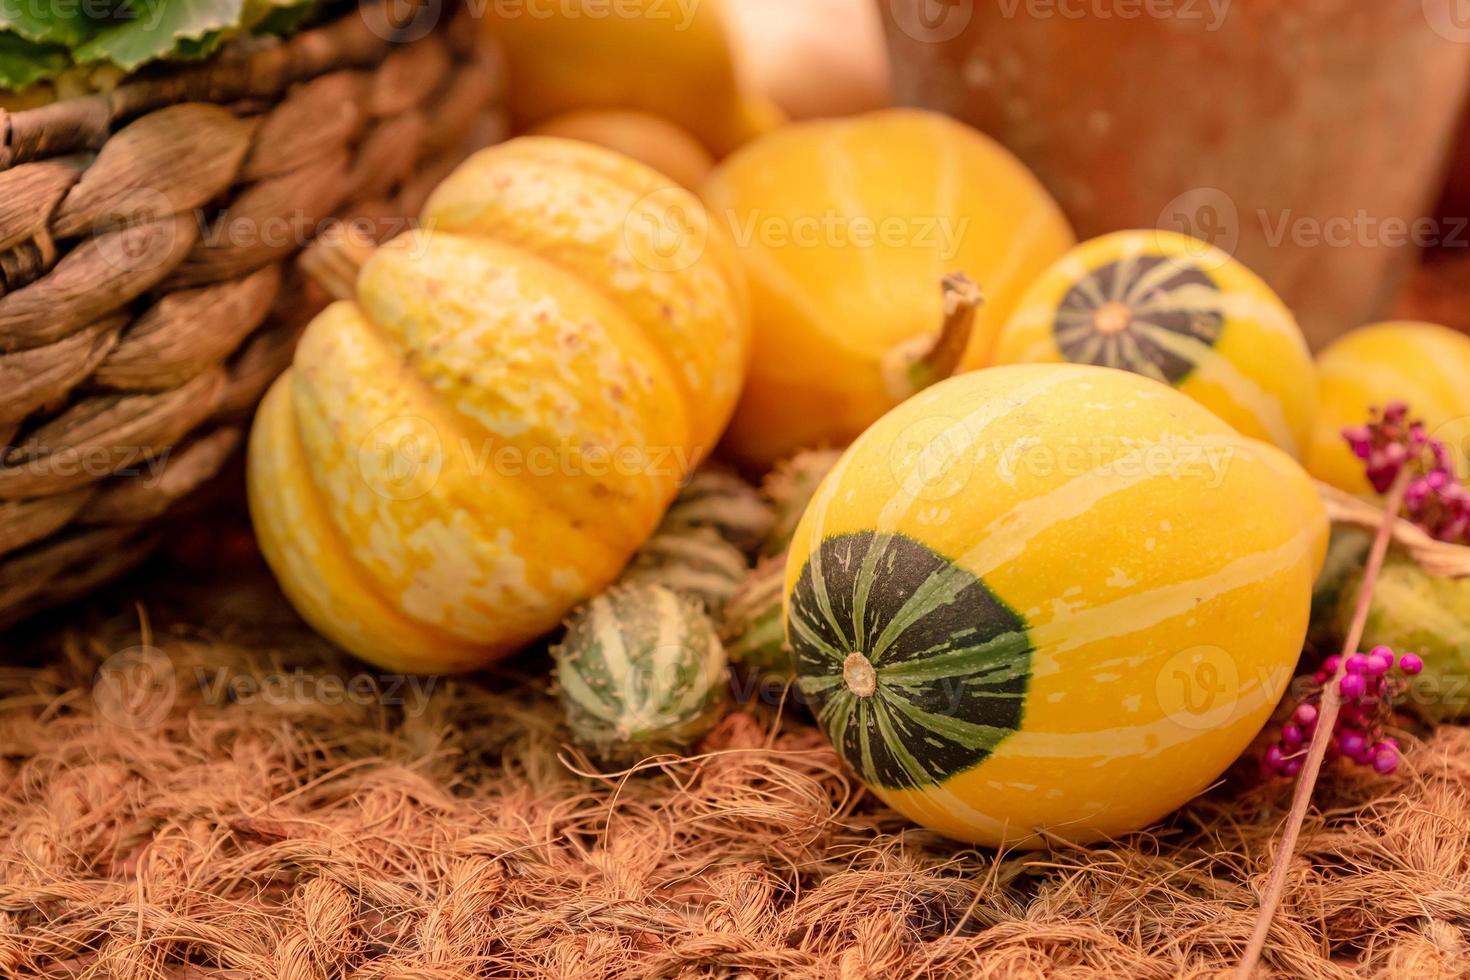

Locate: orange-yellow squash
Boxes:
[1307,321,1470,497]
[483,0,783,155]
[993,230,1317,458]
[247,138,750,673]
[527,110,715,190]
[702,109,1075,469]
[786,364,1328,847]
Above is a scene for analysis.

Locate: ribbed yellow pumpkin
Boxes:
[247,138,750,673]
[1307,321,1470,497]
[785,364,1327,847]
[702,109,1075,469]
[483,0,783,155]
[993,230,1317,458]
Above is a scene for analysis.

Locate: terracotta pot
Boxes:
[1435,104,1470,233]
[883,0,1470,347]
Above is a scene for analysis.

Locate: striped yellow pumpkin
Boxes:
[1307,321,1470,498]
[785,364,1327,847]
[247,139,750,673]
[993,230,1316,458]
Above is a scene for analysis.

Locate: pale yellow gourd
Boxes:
[248,138,750,672]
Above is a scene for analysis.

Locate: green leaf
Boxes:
[0,30,67,88]
[72,0,243,71]
[250,0,315,37]
[0,0,97,47]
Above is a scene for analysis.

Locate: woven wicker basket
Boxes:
[0,1,506,626]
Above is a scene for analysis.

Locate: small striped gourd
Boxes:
[785,364,1328,847]
[1306,321,1470,498]
[553,584,728,758]
[622,528,750,616]
[993,230,1316,458]
[661,465,774,557]
[761,449,843,557]
[721,557,791,681]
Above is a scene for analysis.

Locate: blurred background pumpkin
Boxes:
[881,0,1470,349]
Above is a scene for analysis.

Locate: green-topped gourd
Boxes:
[761,449,843,557]
[785,363,1328,847]
[660,465,774,556]
[993,230,1317,458]
[622,527,749,615]
[553,584,729,758]
[721,556,792,682]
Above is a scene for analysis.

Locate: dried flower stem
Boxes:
[1235,468,1412,979]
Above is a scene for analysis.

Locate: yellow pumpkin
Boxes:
[785,364,1327,847]
[702,109,1075,469]
[993,230,1317,458]
[483,0,783,155]
[1308,321,1470,497]
[526,109,715,190]
[248,138,750,673]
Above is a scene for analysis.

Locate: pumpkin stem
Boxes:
[299,225,378,302]
[842,653,877,698]
[881,273,984,402]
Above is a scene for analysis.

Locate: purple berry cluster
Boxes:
[1263,646,1423,778]
[1344,402,1470,544]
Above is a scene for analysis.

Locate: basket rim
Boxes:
[0,0,435,172]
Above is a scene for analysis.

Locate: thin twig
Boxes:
[1235,469,1412,978]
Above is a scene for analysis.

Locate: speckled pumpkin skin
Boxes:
[248,138,750,673]
[993,230,1317,458]
[702,109,1075,469]
[1307,321,1470,498]
[785,364,1327,847]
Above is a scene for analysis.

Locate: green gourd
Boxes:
[621,527,749,615]
[720,556,792,682]
[660,465,774,556]
[553,584,729,759]
[1337,556,1470,722]
[760,448,842,556]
